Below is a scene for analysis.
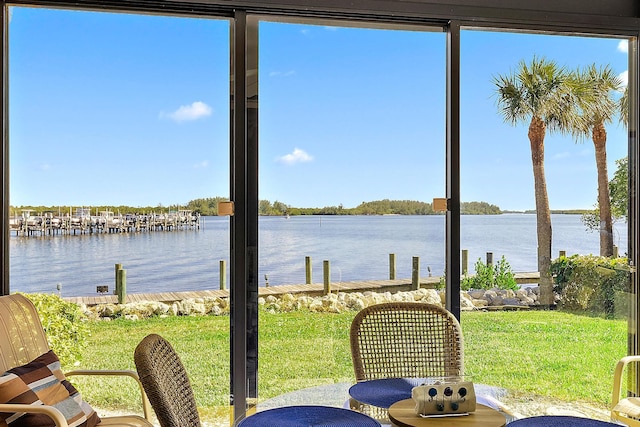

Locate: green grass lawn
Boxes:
[73,308,627,421]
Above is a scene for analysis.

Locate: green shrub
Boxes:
[550,255,630,318]
[20,293,90,367]
[460,256,518,291]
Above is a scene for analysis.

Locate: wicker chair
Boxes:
[349,302,464,420]
[611,355,640,427]
[134,333,202,427]
[0,293,153,427]
[350,302,464,382]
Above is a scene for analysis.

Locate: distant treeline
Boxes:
[9,199,228,217]
[503,209,592,215]
[259,199,502,216]
[11,198,502,217]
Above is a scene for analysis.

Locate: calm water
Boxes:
[9,214,628,297]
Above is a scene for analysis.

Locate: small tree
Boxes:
[581,156,627,233]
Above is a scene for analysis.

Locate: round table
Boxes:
[236,405,382,427]
[388,399,506,427]
[507,416,620,426]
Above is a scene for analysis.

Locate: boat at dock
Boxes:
[9,208,201,236]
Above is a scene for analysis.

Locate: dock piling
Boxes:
[115,264,126,304]
[389,253,396,280]
[412,256,420,291]
[462,249,468,275]
[323,260,331,295]
[305,256,312,284]
[220,260,227,290]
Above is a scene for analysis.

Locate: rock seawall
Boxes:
[82,287,541,320]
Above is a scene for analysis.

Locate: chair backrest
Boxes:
[134,333,201,427]
[0,294,51,372]
[350,302,464,381]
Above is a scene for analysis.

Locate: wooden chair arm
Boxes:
[0,403,69,427]
[612,355,640,408]
[65,369,152,420]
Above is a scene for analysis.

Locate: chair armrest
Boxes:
[65,369,152,420]
[0,403,69,427]
[612,355,640,408]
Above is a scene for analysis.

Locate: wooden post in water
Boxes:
[114,263,122,297]
[462,250,468,275]
[389,253,396,280]
[305,256,312,284]
[115,264,126,304]
[412,256,420,291]
[220,260,227,290]
[323,260,331,295]
[486,252,493,266]
[559,250,566,258]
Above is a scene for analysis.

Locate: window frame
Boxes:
[1,2,638,424]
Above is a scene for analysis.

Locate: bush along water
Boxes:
[550,254,630,318]
[20,292,90,367]
[437,256,519,291]
[461,256,518,291]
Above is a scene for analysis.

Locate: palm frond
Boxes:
[619,87,629,128]
[572,64,622,131]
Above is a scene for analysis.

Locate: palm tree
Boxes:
[620,86,629,128]
[494,57,580,306]
[572,64,622,257]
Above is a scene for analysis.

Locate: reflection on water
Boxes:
[9,214,627,297]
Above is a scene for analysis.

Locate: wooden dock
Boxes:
[10,209,201,237]
[64,272,540,306]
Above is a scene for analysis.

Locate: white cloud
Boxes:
[618,40,629,54]
[161,101,212,122]
[619,70,628,88]
[38,163,51,171]
[193,160,209,169]
[278,148,313,165]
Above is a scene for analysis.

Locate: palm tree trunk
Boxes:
[528,116,554,306]
[593,121,614,257]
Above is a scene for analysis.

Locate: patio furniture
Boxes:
[134,333,202,427]
[388,399,505,427]
[611,355,640,427]
[350,302,464,382]
[0,293,153,427]
[349,302,464,419]
[507,416,619,426]
[236,405,382,426]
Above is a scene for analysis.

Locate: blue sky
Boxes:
[9,8,630,211]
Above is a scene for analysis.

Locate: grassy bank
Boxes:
[72,308,626,421]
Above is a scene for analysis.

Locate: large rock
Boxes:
[460,293,475,310]
[468,290,486,299]
[84,284,551,320]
